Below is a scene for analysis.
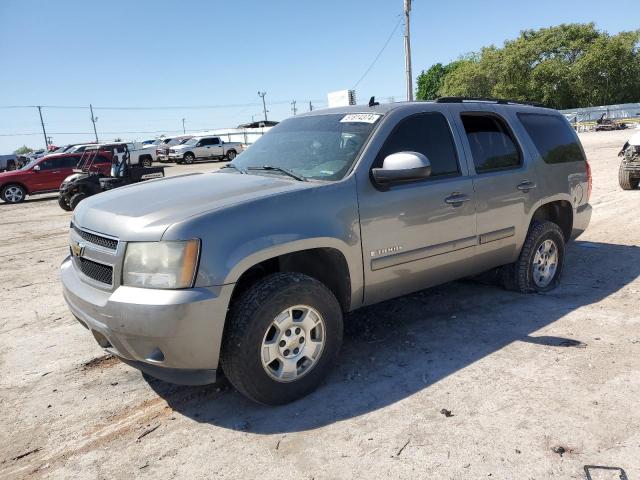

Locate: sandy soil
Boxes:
[1,131,639,479]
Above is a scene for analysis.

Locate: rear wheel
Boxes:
[141,156,153,167]
[619,163,639,190]
[58,194,72,211]
[221,272,343,405]
[69,192,89,210]
[502,221,565,293]
[183,153,195,165]
[1,184,26,203]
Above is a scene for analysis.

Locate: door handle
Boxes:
[517,180,537,192]
[444,193,470,206]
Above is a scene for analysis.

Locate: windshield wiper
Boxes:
[247,165,307,181]
[220,163,246,174]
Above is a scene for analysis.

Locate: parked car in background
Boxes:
[0,152,110,203]
[169,135,243,164]
[61,99,591,404]
[156,136,193,162]
[112,142,156,166]
[0,154,17,172]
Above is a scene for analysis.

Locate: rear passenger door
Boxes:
[357,111,477,305]
[453,106,538,271]
[209,137,224,158]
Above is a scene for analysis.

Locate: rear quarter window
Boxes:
[518,113,585,164]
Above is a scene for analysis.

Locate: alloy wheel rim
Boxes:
[260,305,325,383]
[5,186,23,202]
[532,239,558,287]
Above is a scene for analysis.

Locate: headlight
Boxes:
[122,240,200,289]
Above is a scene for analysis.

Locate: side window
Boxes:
[375,112,460,178]
[39,158,62,170]
[518,113,585,164]
[211,137,220,145]
[461,114,521,173]
[62,156,80,168]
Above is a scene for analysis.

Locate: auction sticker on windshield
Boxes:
[340,113,381,123]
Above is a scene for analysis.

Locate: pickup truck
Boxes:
[61,99,592,405]
[168,136,243,164]
[111,142,156,167]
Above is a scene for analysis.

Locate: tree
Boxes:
[416,24,640,108]
[14,145,33,155]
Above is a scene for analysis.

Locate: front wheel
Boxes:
[183,153,195,165]
[502,221,565,293]
[221,273,343,405]
[226,150,236,161]
[619,163,639,190]
[58,194,72,211]
[1,184,26,203]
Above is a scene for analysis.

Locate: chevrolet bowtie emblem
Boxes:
[70,241,85,258]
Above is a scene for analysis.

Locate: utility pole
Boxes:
[309,101,313,112]
[291,100,297,116]
[182,118,186,134]
[89,104,99,143]
[403,0,413,101]
[37,106,48,148]
[258,91,268,121]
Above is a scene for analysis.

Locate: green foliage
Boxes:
[14,145,33,155]
[416,24,640,108]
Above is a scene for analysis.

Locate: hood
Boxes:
[170,144,190,151]
[72,171,314,241]
[0,168,28,180]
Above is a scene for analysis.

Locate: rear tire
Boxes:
[1,184,26,203]
[502,221,565,293]
[141,156,153,167]
[619,163,639,190]
[58,194,72,211]
[69,192,88,210]
[221,272,343,405]
[183,153,195,165]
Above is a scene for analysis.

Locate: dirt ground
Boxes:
[1,130,639,480]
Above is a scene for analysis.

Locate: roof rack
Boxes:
[435,97,545,108]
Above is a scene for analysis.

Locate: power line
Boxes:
[352,15,403,90]
[0,100,327,111]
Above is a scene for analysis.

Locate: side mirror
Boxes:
[33,165,41,172]
[371,151,431,185]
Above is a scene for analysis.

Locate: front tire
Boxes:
[619,163,639,190]
[502,221,565,293]
[226,150,237,161]
[58,194,72,211]
[183,153,195,165]
[1,184,26,203]
[69,192,89,210]
[221,272,343,405]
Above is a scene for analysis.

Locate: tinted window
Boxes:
[375,112,459,177]
[211,137,220,145]
[39,158,64,170]
[62,156,80,168]
[518,113,585,164]
[461,114,521,172]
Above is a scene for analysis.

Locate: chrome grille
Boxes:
[78,258,113,285]
[73,225,118,250]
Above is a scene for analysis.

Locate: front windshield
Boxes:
[183,138,199,146]
[232,113,380,181]
[20,159,38,170]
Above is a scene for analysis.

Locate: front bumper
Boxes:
[168,152,184,160]
[61,256,234,385]
[571,203,592,240]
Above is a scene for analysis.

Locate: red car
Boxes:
[0,152,111,204]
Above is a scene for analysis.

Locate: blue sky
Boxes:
[0,0,638,153]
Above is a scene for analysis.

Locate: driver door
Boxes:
[357,111,477,305]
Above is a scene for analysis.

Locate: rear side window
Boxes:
[461,114,521,173]
[518,113,585,164]
[376,112,459,177]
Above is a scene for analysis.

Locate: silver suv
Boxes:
[61,98,592,405]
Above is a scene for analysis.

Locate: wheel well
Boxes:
[531,200,573,240]
[184,151,194,157]
[230,248,352,312]
[139,154,152,160]
[2,182,29,194]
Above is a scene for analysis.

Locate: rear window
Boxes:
[518,113,585,164]
[461,114,521,173]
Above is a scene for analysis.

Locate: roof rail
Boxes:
[435,96,545,108]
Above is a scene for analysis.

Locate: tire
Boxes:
[69,192,89,210]
[1,184,26,203]
[183,153,195,165]
[619,163,639,190]
[502,221,565,293]
[221,272,343,405]
[58,194,72,211]
[141,156,153,167]
[226,150,237,161]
